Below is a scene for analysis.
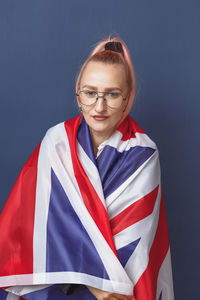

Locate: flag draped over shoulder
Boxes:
[0,115,174,300]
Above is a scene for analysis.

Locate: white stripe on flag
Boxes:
[33,128,53,274]
[156,248,174,300]
[6,293,19,300]
[32,271,132,294]
[100,130,157,154]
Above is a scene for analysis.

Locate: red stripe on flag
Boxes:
[134,190,170,300]
[64,116,118,257]
[0,143,41,276]
[110,185,159,236]
[117,115,145,141]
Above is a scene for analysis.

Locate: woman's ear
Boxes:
[76,89,80,104]
[79,106,83,113]
[76,90,83,113]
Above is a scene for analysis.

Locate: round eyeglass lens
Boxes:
[105,92,124,108]
[80,91,97,105]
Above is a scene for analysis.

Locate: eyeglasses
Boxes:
[76,90,126,109]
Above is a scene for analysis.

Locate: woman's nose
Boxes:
[94,96,107,112]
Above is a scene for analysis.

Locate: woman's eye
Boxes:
[108,92,119,97]
[85,90,96,96]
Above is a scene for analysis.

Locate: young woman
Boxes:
[0,36,174,300]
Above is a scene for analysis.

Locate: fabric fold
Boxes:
[0,115,174,299]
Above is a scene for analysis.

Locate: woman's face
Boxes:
[78,61,128,142]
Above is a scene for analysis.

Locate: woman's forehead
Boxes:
[80,61,127,88]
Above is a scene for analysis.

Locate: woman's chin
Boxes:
[89,124,114,140]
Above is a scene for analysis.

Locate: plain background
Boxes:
[0,1,199,299]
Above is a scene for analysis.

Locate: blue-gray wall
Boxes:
[0,1,199,299]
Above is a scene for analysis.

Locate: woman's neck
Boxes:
[89,129,111,157]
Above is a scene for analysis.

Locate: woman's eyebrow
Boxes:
[82,85,122,92]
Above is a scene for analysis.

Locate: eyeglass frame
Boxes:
[76,90,127,108]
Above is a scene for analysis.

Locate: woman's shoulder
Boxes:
[40,115,82,147]
[121,115,158,151]
[44,115,81,137]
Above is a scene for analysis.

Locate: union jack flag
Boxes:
[0,115,174,299]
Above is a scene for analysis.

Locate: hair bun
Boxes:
[104,41,124,56]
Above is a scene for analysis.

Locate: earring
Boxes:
[79,106,83,113]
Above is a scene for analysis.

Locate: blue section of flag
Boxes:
[117,238,141,267]
[23,285,96,300]
[23,285,68,300]
[46,169,109,279]
[97,145,155,198]
[0,288,8,300]
[77,117,96,165]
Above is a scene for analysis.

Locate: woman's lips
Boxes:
[92,115,108,121]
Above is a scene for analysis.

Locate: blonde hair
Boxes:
[75,34,136,117]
